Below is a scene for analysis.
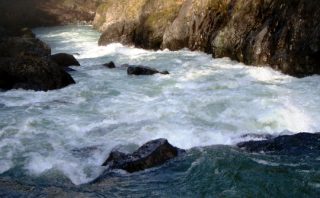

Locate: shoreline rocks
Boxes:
[0,28,75,91]
[1,0,318,77]
[94,0,320,77]
[102,139,184,173]
[237,132,320,155]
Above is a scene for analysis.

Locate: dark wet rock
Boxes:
[0,56,75,91]
[102,139,184,173]
[64,67,77,72]
[51,53,80,68]
[0,36,51,58]
[0,29,75,91]
[127,66,169,76]
[237,133,320,155]
[103,61,116,69]
[94,0,320,77]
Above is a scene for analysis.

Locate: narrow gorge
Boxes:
[0,0,320,197]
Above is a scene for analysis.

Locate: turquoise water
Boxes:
[0,25,320,197]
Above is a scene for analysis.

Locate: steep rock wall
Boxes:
[94,0,185,49]
[95,0,320,77]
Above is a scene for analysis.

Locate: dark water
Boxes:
[1,146,320,197]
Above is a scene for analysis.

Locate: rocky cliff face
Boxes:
[94,0,320,77]
[94,0,184,49]
[0,0,106,30]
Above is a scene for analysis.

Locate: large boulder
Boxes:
[0,28,76,91]
[127,65,169,75]
[237,133,320,155]
[51,53,80,68]
[102,139,184,173]
[0,36,51,58]
[0,56,75,91]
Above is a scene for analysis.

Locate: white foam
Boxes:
[25,153,105,185]
[0,25,319,184]
[0,160,13,174]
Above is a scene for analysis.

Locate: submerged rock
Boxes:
[51,53,80,68]
[102,139,184,173]
[237,133,320,155]
[103,61,116,69]
[127,66,169,75]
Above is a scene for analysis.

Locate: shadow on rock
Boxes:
[51,53,80,69]
[0,27,75,91]
[102,138,185,173]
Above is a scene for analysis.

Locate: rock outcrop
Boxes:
[94,0,320,77]
[0,0,107,30]
[0,28,75,91]
[238,133,320,155]
[102,139,184,173]
[94,0,185,49]
[51,53,80,68]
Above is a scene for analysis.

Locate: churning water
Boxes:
[0,26,320,197]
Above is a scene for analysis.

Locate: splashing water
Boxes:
[0,25,320,186]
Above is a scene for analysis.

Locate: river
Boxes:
[0,25,319,197]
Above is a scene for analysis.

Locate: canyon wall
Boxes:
[94,0,320,77]
[0,0,106,30]
[0,0,318,77]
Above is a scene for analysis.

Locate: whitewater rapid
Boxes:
[0,25,320,185]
